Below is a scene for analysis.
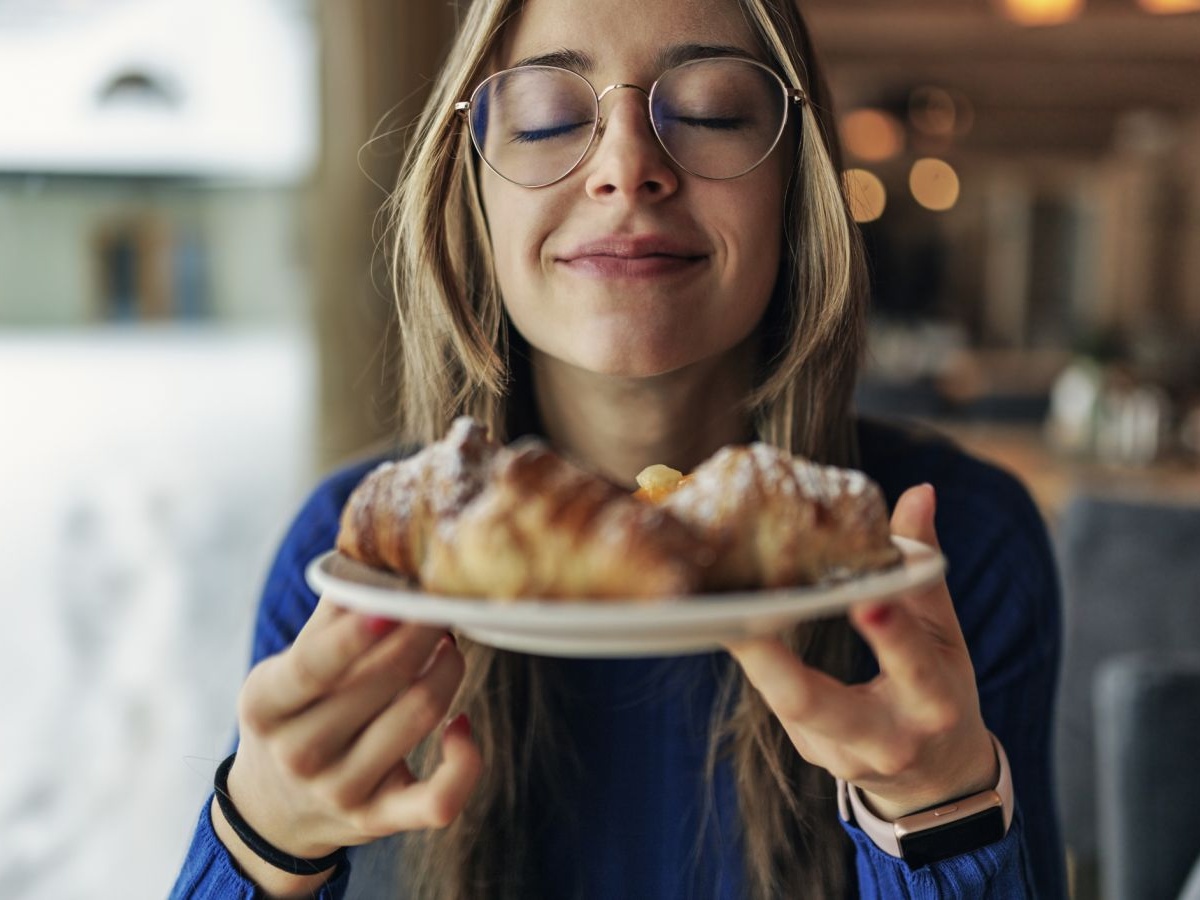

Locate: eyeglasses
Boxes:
[454,57,805,189]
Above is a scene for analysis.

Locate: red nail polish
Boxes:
[447,712,471,738]
[861,604,893,627]
[363,615,397,637]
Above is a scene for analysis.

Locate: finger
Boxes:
[268,628,452,776]
[848,601,966,718]
[891,483,940,550]
[242,604,403,729]
[726,636,879,740]
[335,638,467,804]
[883,484,964,635]
[364,713,482,832]
[851,485,974,708]
[307,595,349,628]
[338,624,451,693]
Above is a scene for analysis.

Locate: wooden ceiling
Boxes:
[801,0,1200,159]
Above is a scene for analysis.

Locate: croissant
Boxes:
[654,443,901,590]
[420,440,712,600]
[335,417,499,577]
[337,418,899,601]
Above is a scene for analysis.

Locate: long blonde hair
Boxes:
[386,1,869,896]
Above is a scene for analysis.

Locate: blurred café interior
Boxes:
[1,1,1198,898]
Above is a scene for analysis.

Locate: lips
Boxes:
[556,234,708,280]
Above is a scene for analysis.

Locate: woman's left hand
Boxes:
[725,483,997,820]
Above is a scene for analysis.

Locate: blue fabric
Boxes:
[846,808,1036,899]
[170,418,1065,898]
[169,800,351,899]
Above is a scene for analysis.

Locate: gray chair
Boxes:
[1055,495,1200,900]
[1181,854,1200,900]
[1095,653,1200,900]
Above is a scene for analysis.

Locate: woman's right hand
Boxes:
[212,597,481,893]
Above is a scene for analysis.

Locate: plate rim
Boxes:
[303,535,945,640]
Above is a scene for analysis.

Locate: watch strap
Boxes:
[837,731,1014,859]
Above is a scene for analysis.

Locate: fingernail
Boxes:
[363,615,397,637]
[921,482,937,510]
[447,712,471,738]
[860,604,893,627]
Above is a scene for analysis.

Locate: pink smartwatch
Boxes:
[837,731,1014,868]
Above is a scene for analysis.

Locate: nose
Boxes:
[583,85,679,202]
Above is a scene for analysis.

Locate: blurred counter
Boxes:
[934,421,1200,524]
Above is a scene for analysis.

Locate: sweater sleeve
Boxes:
[854,423,1067,899]
[168,800,352,900]
[842,808,1035,899]
[168,458,381,900]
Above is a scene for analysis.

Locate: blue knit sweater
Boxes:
[170,419,1066,898]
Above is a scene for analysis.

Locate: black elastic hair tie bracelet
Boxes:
[214,753,348,875]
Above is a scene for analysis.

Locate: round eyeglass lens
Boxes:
[650,58,788,179]
[470,66,598,187]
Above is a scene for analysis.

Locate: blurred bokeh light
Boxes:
[908,157,960,211]
[1137,0,1200,12]
[844,167,888,222]
[997,0,1086,26]
[840,108,905,162]
[908,86,974,140]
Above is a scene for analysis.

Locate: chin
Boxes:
[572,343,705,379]
[591,360,681,379]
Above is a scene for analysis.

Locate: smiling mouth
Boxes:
[557,236,708,280]
[558,253,706,280]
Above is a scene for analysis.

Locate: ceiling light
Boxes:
[997,0,1085,26]
[909,159,960,212]
[840,109,905,163]
[1137,0,1200,13]
[844,169,888,223]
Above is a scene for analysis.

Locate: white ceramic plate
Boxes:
[304,536,944,658]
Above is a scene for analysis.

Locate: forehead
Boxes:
[496,0,763,72]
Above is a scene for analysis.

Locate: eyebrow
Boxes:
[510,48,595,72]
[509,43,755,75]
[657,43,753,70]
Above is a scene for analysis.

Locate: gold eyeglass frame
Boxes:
[453,56,807,189]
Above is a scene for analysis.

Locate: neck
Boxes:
[529,340,759,489]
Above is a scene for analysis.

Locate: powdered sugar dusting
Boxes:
[665,442,863,525]
[787,451,870,502]
[425,417,498,515]
[366,416,497,521]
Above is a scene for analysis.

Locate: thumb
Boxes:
[891,483,940,550]
[874,482,963,636]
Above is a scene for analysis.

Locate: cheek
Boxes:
[719,185,785,310]
[480,176,550,306]
[488,226,521,297]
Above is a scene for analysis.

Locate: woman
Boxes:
[172,0,1065,896]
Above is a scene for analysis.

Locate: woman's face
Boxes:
[478,0,789,380]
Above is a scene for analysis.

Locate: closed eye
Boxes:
[667,115,748,131]
[511,121,592,144]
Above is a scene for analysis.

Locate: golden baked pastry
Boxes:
[335,417,499,578]
[651,443,902,590]
[420,441,712,600]
[336,418,900,601]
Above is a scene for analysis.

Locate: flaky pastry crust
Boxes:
[421,441,711,600]
[335,417,498,578]
[658,443,901,589]
[336,419,901,600]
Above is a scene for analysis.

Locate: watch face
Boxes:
[897,807,1006,869]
